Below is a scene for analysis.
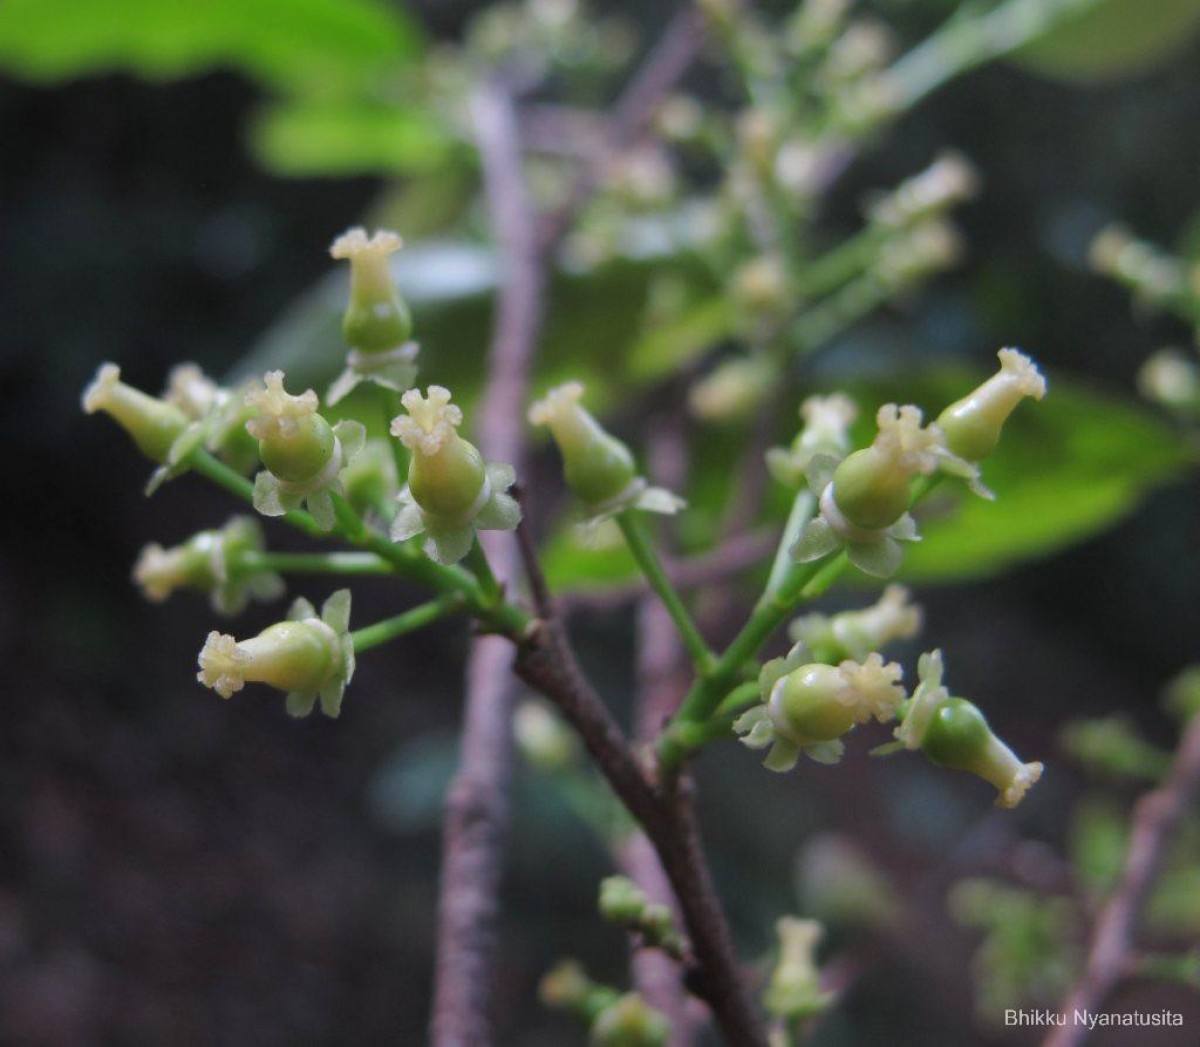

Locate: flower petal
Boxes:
[847,537,903,578]
[790,517,841,563]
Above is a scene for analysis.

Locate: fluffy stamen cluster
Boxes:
[529,381,684,525]
[390,386,519,565]
[735,646,906,770]
[894,650,1043,808]
[247,371,365,531]
[197,590,355,718]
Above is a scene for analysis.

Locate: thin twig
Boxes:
[1044,711,1200,1047]
[430,81,544,1047]
[620,421,702,1047]
[536,7,707,251]
[560,528,776,615]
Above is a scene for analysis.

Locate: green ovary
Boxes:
[831,448,910,530]
[409,437,487,523]
[259,415,336,483]
[240,621,336,693]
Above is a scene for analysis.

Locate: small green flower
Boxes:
[895,650,1043,808]
[590,994,670,1047]
[789,584,922,663]
[246,371,365,531]
[764,917,832,1021]
[529,381,684,524]
[390,386,520,564]
[327,227,418,404]
[82,363,191,476]
[735,646,905,770]
[936,348,1046,462]
[766,393,858,489]
[791,403,939,577]
[197,589,355,718]
[133,516,283,615]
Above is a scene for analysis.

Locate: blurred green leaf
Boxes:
[1146,866,1200,937]
[0,0,422,94]
[250,99,454,177]
[539,521,639,591]
[1068,798,1128,899]
[1012,0,1200,83]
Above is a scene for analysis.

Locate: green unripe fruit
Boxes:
[258,413,336,483]
[772,665,858,742]
[831,448,910,530]
[920,697,992,770]
[408,436,487,523]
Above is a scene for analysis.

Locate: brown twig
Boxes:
[620,422,702,1047]
[514,621,769,1047]
[430,81,544,1047]
[1043,711,1200,1047]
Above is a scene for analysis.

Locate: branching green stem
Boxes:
[186,449,530,637]
[351,595,464,653]
[616,511,717,674]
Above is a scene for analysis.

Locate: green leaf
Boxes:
[0,0,422,94]
[249,100,454,177]
[538,521,639,592]
[1012,0,1200,83]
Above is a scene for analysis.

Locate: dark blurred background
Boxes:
[2,1,1199,1044]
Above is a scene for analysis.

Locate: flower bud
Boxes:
[599,876,647,926]
[590,994,669,1047]
[514,701,579,772]
[529,382,637,510]
[197,590,354,717]
[895,650,1042,808]
[764,917,831,1020]
[539,961,618,1022]
[82,363,189,463]
[689,357,773,422]
[831,404,940,529]
[789,584,921,662]
[1138,348,1199,411]
[329,228,412,353]
[937,348,1046,461]
[133,516,283,615]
